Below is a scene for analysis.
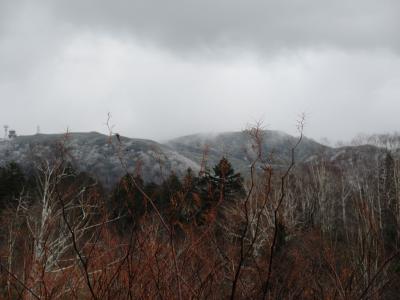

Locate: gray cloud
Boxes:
[0,1,399,143]
[43,0,400,54]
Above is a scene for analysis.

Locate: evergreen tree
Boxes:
[0,162,26,210]
[195,157,245,224]
[157,172,183,210]
[180,168,202,223]
[111,173,146,231]
[380,152,398,252]
[205,157,245,203]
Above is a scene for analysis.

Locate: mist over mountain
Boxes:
[2,0,400,298]
[0,129,395,189]
[167,130,328,168]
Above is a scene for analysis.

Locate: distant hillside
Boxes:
[166,130,329,172]
[0,132,199,188]
[0,130,394,189]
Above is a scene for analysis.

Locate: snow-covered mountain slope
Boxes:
[0,132,200,188]
[166,130,329,171]
[0,130,393,188]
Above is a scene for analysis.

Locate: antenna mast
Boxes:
[4,125,9,140]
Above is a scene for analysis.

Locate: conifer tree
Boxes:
[380,152,398,252]
[0,162,26,211]
[194,157,245,224]
[111,173,146,231]
[206,157,245,203]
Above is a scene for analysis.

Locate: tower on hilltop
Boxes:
[3,125,9,140]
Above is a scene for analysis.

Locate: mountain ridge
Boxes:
[0,130,394,188]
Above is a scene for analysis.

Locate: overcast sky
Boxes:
[0,0,399,143]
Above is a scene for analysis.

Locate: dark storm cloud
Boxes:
[44,0,400,54]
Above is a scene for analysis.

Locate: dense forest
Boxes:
[0,128,399,299]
